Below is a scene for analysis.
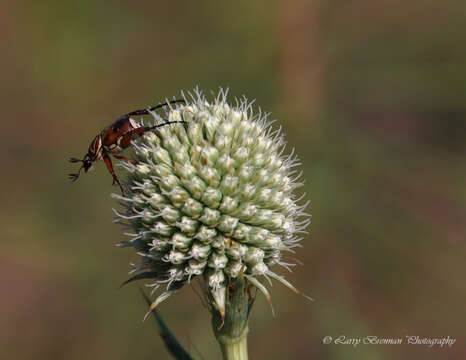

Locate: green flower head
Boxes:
[113,89,310,318]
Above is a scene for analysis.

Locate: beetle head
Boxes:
[82,154,93,172]
[68,154,93,182]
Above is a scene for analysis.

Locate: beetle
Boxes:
[69,99,186,194]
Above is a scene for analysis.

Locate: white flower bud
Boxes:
[181,197,203,218]
[225,261,243,277]
[208,252,228,270]
[194,225,217,243]
[201,187,222,208]
[191,242,211,261]
[219,196,238,214]
[207,269,225,289]
[161,206,180,224]
[244,247,265,265]
[171,232,192,251]
[199,207,221,226]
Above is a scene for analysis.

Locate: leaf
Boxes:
[140,288,194,360]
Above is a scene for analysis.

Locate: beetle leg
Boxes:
[68,168,82,182]
[103,154,124,194]
[113,154,135,164]
[68,157,84,181]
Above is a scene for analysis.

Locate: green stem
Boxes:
[211,277,251,360]
[216,325,249,360]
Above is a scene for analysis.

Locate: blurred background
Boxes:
[1,1,465,359]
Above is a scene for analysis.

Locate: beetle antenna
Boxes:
[146,120,187,132]
[147,99,185,112]
[69,157,83,163]
[115,100,186,123]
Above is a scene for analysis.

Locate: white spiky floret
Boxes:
[113,88,310,316]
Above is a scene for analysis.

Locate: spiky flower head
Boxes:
[113,89,310,318]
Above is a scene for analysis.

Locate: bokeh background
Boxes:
[1,1,465,359]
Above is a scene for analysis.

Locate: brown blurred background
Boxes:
[1,1,465,359]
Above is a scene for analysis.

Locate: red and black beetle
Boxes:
[69,99,186,194]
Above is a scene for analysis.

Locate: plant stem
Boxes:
[216,325,249,360]
[212,277,251,360]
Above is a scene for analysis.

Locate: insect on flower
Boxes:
[68,99,186,194]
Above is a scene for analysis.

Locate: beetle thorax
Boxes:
[88,135,104,161]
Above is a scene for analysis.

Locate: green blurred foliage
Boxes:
[1,1,465,359]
